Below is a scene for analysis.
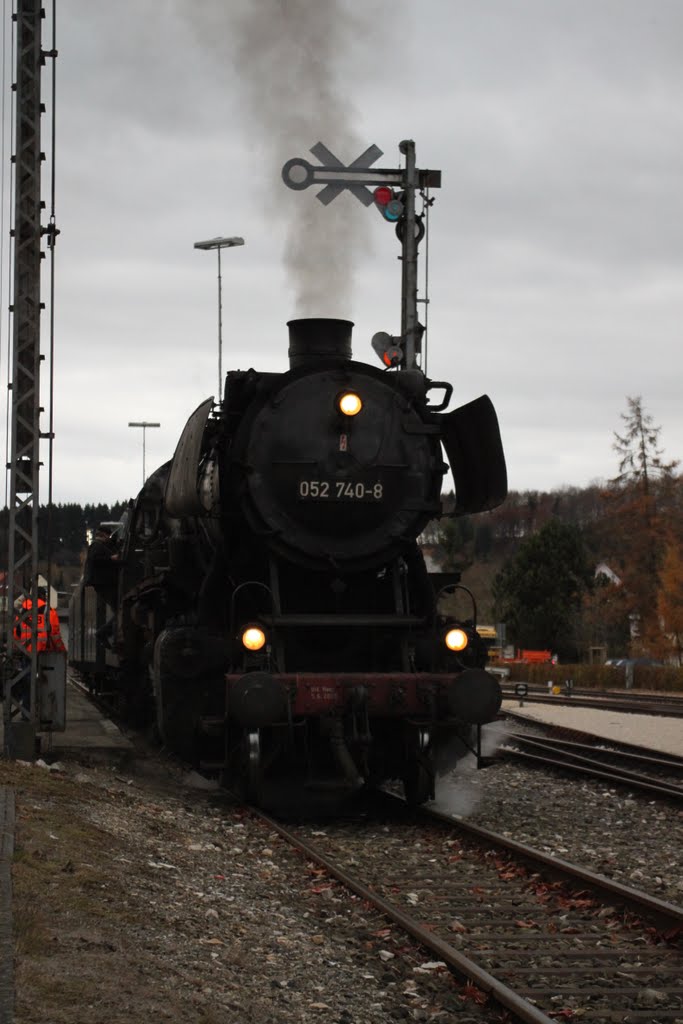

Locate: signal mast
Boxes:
[281,139,441,372]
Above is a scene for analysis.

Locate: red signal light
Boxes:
[373,185,393,207]
[373,186,404,223]
[382,345,403,367]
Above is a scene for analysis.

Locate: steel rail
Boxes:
[253,799,683,1022]
[506,732,683,774]
[253,806,557,1024]
[500,691,683,717]
[503,708,683,762]
[504,685,683,704]
[506,732,683,782]
[499,745,683,803]
[418,804,683,935]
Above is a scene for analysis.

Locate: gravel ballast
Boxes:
[6,708,683,1022]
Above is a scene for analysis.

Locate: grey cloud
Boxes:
[9,0,680,502]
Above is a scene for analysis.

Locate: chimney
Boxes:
[287,318,353,370]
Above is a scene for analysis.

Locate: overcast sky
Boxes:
[1,0,681,506]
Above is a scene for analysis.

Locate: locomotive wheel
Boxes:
[403,758,434,806]
[402,726,435,805]
[242,729,263,804]
[227,729,264,804]
[119,664,154,728]
[157,676,200,764]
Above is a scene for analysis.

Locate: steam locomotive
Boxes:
[69,317,507,806]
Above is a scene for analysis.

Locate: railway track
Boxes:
[501,688,683,717]
[498,733,683,802]
[252,796,683,1024]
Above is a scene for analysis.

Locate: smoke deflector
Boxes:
[165,398,214,517]
[440,395,508,515]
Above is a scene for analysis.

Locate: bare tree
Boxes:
[612,395,678,494]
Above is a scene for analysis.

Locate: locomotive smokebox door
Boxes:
[439,395,507,515]
[237,322,445,569]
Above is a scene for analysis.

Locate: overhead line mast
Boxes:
[3,0,58,757]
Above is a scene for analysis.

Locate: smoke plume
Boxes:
[431,720,511,817]
[185,0,386,318]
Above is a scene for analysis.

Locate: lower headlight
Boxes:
[242,625,266,652]
[445,627,468,652]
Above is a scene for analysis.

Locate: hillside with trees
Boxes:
[430,397,682,664]
[0,500,130,595]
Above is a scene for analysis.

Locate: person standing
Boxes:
[13,587,66,653]
[84,525,120,607]
[84,524,122,649]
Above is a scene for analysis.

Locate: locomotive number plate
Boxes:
[298,479,384,501]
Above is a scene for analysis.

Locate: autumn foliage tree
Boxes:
[657,538,683,665]
[576,574,631,657]
[600,396,679,655]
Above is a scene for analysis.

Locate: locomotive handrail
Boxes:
[229,580,275,637]
[424,380,453,411]
[436,582,478,624]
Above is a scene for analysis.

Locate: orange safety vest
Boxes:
[14,598,66,653]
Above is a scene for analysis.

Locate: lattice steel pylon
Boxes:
[2,0,51,757]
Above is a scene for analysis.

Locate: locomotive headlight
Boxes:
[337,391,363,416]
[241,626,266,652]
[444,627,469,652]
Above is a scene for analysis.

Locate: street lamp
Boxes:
[194,235,245,399]
[128,421,160,485]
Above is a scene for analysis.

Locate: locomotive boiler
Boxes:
[70,316,507,806]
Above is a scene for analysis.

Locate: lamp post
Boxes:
[128,421,160,485]
[194,235,244,399]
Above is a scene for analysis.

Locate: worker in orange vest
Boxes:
[13,588,66,653]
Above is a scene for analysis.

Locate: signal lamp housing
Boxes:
[373,186,405,223]
[371,332,403,369]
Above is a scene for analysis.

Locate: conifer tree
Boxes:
[492,518,593,660]
[605,396,678,652]
[612,395,678,492]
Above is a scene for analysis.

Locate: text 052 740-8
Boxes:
[298,480,384,501]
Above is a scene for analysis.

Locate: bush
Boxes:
[504,662,683,693]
